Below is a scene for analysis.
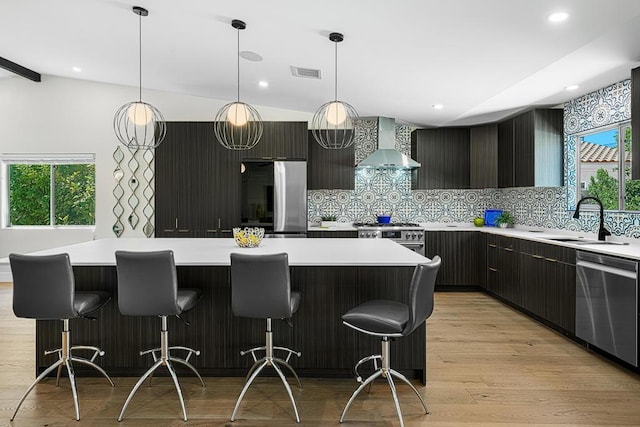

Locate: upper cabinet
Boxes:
[156,122,242,237]
[470,124,498,189]
[240,121,308,160]
[307,131,355,190]
[411,110,562,190]
[632,66,640,180]
[498,109,564,188]
[411,127,470,189]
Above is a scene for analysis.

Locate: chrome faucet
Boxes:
[573,196,611,241]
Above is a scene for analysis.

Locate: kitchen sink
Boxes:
[546,237,593,242]
[545,237,628,245]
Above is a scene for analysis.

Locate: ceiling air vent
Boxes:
[290,66,321,79]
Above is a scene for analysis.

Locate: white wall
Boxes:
[0,75,312,261]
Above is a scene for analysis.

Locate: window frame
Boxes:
[575,122,637,212]
[1,153,96,228]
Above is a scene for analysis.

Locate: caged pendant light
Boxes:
[214,19,263,150]
[113,6,166,150]
[312,32,358,150]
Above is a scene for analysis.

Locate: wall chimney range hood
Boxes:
[356,117,420,169]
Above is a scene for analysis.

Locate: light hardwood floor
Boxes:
[0,281,639,426]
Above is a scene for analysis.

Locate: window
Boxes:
[577,123,639,211]
[2,154,95,226]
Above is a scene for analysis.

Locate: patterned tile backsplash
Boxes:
[309,113,640,239]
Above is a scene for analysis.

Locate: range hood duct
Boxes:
[356,117,420,169]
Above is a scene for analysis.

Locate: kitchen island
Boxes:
[12,238,431,383]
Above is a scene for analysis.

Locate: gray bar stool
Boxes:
[340,256,441,427]
[9,253,114,421]
[230,252,302,423]
[115,250,205,422]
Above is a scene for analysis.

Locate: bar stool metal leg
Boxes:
[118,315,203,422]
[231,318,302,423]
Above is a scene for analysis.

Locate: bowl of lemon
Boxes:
[233,227,265,248]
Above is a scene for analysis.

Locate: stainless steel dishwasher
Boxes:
[576,251,638,367]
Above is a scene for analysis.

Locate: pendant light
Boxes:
[214,19,263,150]
[113,6,166,150]
[312,32,358,150]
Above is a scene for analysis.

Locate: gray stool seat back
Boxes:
[231,252,298,319]
[116,250,197,316]
[10,253,112,320]
[8,252,114,421]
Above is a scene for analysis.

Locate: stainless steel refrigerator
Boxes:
[240,160,307,236]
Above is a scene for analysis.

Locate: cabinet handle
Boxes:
[162,229,174,232]
[206,229,217,233]
[178,229,189,233]
[489,267,498,272]
[175,218,178,228]
[545,258,558,263]
[503,247,514,252]
[532,254,544,259]
[489,244,497,248]
[218,217,221,229]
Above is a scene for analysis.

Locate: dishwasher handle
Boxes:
[576,260,638,280]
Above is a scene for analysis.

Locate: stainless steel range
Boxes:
[354,222,425,256]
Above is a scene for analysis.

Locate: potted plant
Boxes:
[496,211,515,228]
[321,215,338,228]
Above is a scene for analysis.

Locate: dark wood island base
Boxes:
[36,265,427,384]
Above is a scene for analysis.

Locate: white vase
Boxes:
[499,223,509,228]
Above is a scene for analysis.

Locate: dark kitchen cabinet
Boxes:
[307,130,355,190]
[307,231,358,238]
[411,128,470,189]
[240,121,308,160]
[517,240,576,333]
[485,235,520,304]
[488,237,576,334]
[470,124,498,188]
[426,231,485,287]
[156,121,242,237]
[498,109,563,188]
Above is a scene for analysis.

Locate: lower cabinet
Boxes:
[307,231,358,238]
[426,231,485,287]
[486,235,576,334]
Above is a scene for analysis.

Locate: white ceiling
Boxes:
[2,0,640,127]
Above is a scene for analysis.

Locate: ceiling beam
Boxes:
[0,56,41,82]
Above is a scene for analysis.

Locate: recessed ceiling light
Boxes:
[565,84,579,91]
[258,80,268,88]
[432,104,444,110]
[548,11,569,23]
[239,51,263,62]
[72,66,82,72]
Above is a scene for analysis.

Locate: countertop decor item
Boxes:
[376,215,392,224]
[113,6,166,150]
[233,227,265,248]
[214,19,263,150]
[496,211,515,228]
[311,32,358,149]
[473,217,484,227]
[484,209,503,227]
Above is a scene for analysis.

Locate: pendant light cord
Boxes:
[237,27,240,103]
[138,11,142,102]
[334,40,338,102]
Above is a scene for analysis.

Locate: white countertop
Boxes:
[0,237,429,267]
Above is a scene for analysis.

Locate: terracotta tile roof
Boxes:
[580,141,632,162]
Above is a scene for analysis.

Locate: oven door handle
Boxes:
[400,243,424,248]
